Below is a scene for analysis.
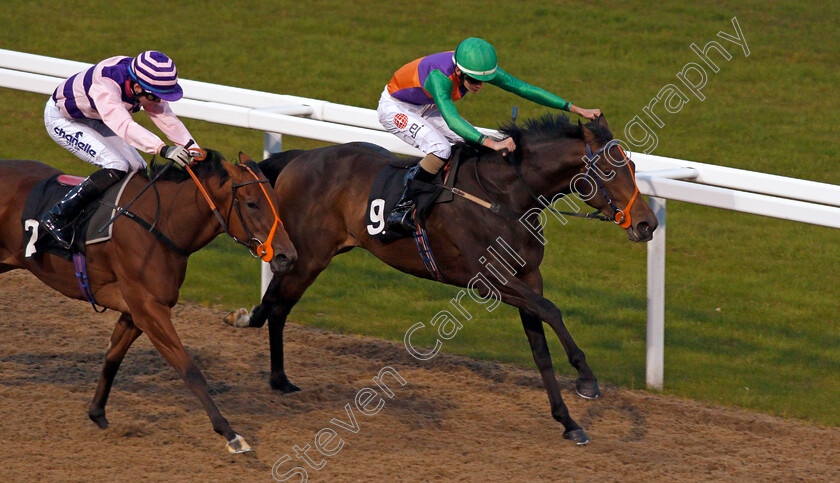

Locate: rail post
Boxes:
[646,197,666,389]
[261,132,283,296]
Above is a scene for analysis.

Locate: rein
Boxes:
[501,149,612,222]
[97,162,173,233]
[99,151,282,262]
[94,171,189,256]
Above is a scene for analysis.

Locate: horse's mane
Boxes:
[260,150,307,185]
[441,113,613,168]
[143,149,230,184]
[451,113,613,158]
[500,113,612,145]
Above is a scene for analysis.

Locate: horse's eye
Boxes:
[246,201,258,209]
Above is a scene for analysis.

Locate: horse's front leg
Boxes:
[265,259,333,393]
[222,272,284,328]
[266,301,299,393]
[222,271,300,392]
[127,295,250,453]
[517,269,601,399]
[228,240,336,394]
[235,273,285,329]
[88,313,142,429]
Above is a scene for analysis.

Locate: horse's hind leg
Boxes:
[515,269,600,398]
[88,313,142,429]
[494,269,597,444]
[520,308,589,444]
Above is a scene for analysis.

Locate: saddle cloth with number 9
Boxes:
[365,161,446,242]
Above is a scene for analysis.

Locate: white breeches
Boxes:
[44,98,146,171]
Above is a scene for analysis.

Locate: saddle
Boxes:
[366,144,473,241]
[21,172,137,260]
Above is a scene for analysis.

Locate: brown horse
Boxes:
[229,114,657,444]
[0,150,296,453]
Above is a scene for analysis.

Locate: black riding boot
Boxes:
[386,164,436,234]
[40,168,125,250]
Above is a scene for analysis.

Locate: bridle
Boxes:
[477,139,640,228]
[184,153,282,262]
[582,140,640,229]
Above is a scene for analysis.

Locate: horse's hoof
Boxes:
[225,434,253,454]
[270,377,301,394]
[563,429,590,445]
[575,378,602,399]
[88,412,109,430]
[223,308,251,328]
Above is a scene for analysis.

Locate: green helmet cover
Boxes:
[454,37,498,81]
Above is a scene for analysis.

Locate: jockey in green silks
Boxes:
[377,37,601,234]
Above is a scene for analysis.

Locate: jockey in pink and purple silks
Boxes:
[41,51,199,249]
[377,37,601,233]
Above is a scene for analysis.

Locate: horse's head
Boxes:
[208,150,297,274]
[572,115,658,242]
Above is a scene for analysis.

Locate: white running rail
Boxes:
[3,49,839,389]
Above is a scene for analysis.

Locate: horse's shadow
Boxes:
[0,346,458,426]
[0,349,234,396]
[2,350,181,391]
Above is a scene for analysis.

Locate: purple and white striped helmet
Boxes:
[128,51,183,101]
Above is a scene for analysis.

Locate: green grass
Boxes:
[1,0,838,426]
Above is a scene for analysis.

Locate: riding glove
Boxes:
[160,145,191,166]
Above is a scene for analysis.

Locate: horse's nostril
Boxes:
[276,252,297,267]
[638,222,650,236]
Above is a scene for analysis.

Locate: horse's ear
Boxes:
[580,120,597,144]
[596,114,608,128]
[238,151,253,164]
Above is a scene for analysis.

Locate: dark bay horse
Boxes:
[229,114,657,444]
[0,150,296,453]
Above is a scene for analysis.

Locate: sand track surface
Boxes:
[1,271,837,481]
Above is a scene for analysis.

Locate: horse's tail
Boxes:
[259,150,307,185]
